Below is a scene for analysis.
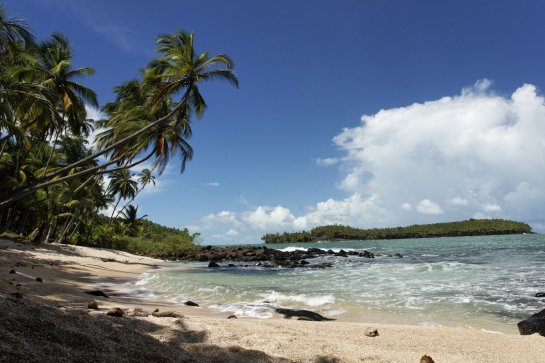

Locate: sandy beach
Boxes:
[1,239,544,363]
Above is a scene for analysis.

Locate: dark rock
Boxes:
[535,292,545,298]
[335,250,348,257]
[307,248,326,255]
[228,264,236,267]
[518,308,545,335]
[275,308,334,321]
[393,253,403,258]
[184,301,199,307]
[300,260,310,265]
[84,290,109,298]
[35,277,43,283]
[15,283,21,287]
[326,249,335,255]
[227,315,238,319]
[364,327,379,337]
[152,311,183,318]
[106,307,124,317]
[420,355,435,363]
[131,308,149,317]
[153,308,159,313]
[9,269,15,274]
[87,301,99,309]
[359,250,375,258]
[208,261,220,268]
[10,292,23,299]
[347,250,359,256]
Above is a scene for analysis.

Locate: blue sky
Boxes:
[7,0,545,243]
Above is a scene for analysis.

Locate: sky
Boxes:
[6,0,545,243]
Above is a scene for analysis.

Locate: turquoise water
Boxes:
[136,234,545,333]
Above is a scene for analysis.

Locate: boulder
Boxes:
[517,308,545,336]
[535,292,545,298]
[184,300,199,307]
[420,355,435,363]
[106,307,124,317]
[87,301,99,310]
[208,261,220,268]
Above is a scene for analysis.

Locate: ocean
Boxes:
[135,234,545,333]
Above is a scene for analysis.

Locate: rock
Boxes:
[152,311,183,318]
[359,250,375,258]
[535,292,545,298]
[420,355,435,363]
[131,308,149,317]
[275,308,334,321]
[10,292,23,299]
[184,301,199,307]
[9,269,15,274]
[307,248,326,255]
[106,307,124,317]
[35,277,43,283]
[87,301,99,309]
[227,264,236,267]
[393,253,403,258]
[518,308,545,336]
[300,260,310,265]
[364,327,379,337]
[227,315,238,319]
[208,261,220,268]
[326,249,335,255]
[84,290,109,298]
[153,308,159,313]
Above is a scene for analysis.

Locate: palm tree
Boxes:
[0,4,35,57]
[107,169,137,223]
[114,168,155,218]
[119,204,147,236]
[0,30,238,208]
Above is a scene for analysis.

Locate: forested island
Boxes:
[261,219,532,244]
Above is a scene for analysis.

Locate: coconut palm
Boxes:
[119,204,147,236]
[107,169,138,223]
[0,30,238,208]
[0,4,35,57]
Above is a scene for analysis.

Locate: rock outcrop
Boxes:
[518,308,545,336]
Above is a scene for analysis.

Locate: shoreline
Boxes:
[2,239,545,362]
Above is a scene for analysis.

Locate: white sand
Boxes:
[1,239,544,363]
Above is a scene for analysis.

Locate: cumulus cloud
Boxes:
[416,199,443,215]
[190,81,545,243]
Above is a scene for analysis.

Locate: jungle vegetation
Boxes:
[0,5,236,254]
[261,219,532,244]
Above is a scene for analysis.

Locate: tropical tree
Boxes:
[0,4,35,57]
[115,168,155,218]
[107,169,138,223]
[0,29,238,207]
[119,204,147,236]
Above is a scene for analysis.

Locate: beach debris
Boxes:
[420,355,435,363]
[87,301,99,310]
[275,308,334,321]
[131,308,149,317]
[227,315,237,319]
[208,261,220,268]
[518,308,545,336]
[535,292,545,297]
[364,327,379,337]
[84,290,110,298]
[152,310,183,318]
[35,277,43,283]
[184,301,199,307]
[106,307,124,317]
[9,269,15,274]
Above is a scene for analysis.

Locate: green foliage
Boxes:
[262,219,532,244]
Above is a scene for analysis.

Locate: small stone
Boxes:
[227,315,237,319]
[35,277,43,283]
[106,307,124,317]
[364,327,379,337]
[9,269,15,274]
[184,300,199,307]
[87,301,99,309]
[420,355,435,363]
[11,292,23,299]
[153,308,159,313]
[535,292,545,298]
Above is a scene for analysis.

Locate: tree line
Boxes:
[261,219,532,244]
[0,4,237,250]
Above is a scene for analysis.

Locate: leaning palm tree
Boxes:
[107,169,138,223]
[0,30,238,208]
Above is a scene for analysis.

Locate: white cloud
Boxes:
[189,81,545,243]
[448,196,469,206]
[416,199,443,215]
[205,182,220,187]
[316,157,340,166]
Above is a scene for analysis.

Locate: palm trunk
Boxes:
[43,217,57,243]
[55,215,74,244]
[84,208,99,243]
[109,197,122,225]
[0,149,155,208]
[115,188,143,219]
